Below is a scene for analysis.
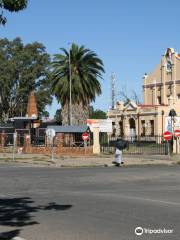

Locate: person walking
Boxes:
[113,147,123,167]
[112,138,128,167]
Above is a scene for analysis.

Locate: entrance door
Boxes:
[129,118,136,141]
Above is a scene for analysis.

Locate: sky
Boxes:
[1,0,180,117]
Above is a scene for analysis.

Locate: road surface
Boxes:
[0,164,179,240]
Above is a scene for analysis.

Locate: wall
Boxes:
[23,145,93,156]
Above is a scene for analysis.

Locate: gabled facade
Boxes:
[107,48,180,137]
[143,48,180,106]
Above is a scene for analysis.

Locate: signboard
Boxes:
[46,128,56,144]
[13,132,17,141]
[82,133,89,141]
[174,129,180,137]
[165,116,180,132]
[165,117,173,132]
[163,131,173,141]
[46,128,56,161]
[87,119,112,133]
[46,128,56,138]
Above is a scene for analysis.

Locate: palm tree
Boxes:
[0,0,28,25]
[51,43,105,125]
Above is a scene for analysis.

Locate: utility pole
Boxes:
[20,98,23,117]
[111,73,116,109]
[69,45,72,125]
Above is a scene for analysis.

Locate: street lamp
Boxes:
[169,109,177,132]
[68,43,72,125]
[168,109,177,154]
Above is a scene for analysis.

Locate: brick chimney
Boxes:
[26,91,38,118]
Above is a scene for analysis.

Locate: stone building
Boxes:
[107,48,180,137]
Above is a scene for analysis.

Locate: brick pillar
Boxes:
[23,134,31,153]
[1,131,6,147]
[177,138,180,154]
[93,126,100,154]
[55,133,64,147]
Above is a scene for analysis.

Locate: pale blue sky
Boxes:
[1,0,180,117]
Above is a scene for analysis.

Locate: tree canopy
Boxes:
[54,109,62,124]
[0,0,28,25]
[51,43,104,107]
[51,43,105,125]
[0,37,52,122]
[89,106,107,119]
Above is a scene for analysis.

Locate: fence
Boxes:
[0,132,30,148]
[31,128,46,146]
[31,132,93,148]
[0,131,93,148]
[0,133,23,154]
[0,130,174,156]
[100,133,171,155]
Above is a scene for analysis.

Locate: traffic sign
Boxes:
[82,132,89,141]
[174,129,180,137]
[163,131,173,141]
[46,128,56,143]
[46,128,56,137]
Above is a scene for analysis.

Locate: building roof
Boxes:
[39,121,59,128]
[47,125,90,133]
[10,117,38,121]
[138,104,168,108]
[124,101,138,110]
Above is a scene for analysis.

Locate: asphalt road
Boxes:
[0,164,180,240]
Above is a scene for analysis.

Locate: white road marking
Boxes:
[56,190,180,207]
[119,194,180,207]
[13,237,26,240]
[2,189,180,207]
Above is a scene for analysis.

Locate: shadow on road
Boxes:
[0,229,20,240]
[44,202,72,211]
[0,197,73,239]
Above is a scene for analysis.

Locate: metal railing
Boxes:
[100,133,170,155]
[31,132,93,148]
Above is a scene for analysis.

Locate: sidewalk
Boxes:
[0,153,179,167]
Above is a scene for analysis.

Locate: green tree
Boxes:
[0,0,28,25]
[89,106,107,119]
[41,110,49,118]
[0,37,52,122]
[52,43,105,125]
[54,109,62,124]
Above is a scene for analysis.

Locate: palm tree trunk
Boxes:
[62,103,89,125]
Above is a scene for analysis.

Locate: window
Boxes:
[150,120,154,136]
[141,120,145,136]
[177,94,180,100]
[157,96,161,105]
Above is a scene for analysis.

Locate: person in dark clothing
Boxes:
[112,138,129,167]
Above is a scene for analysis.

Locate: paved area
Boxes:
[0,165,180,239]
